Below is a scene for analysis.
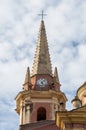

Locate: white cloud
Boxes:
[0,0,14,24]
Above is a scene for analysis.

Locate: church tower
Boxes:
[15,19,67,125]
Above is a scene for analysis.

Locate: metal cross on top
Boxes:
[38,10,47,20]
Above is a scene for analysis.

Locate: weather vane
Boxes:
[38,10,47,20]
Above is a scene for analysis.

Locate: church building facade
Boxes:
[56,82,86,130]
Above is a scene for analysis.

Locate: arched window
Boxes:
[37,107,46,121]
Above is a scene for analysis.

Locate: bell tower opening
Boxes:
[37,107,46,121]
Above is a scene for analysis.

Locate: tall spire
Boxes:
[23,67,31,90]
[32,20,52,76]
[24,67,31,84]
[54,67,60,84]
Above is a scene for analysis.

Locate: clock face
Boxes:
[37,78,48,87]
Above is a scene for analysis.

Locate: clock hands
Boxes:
[37,78,48,87]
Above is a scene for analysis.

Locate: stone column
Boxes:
[52,103,55,120]
[25,98,32,124]
[20,101,24,125]
[23,104,25,124]
[59,102,65,111]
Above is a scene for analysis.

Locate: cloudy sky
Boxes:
[0,0,86,130]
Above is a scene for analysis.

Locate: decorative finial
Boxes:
[71,96,82,109]
[38,10,47,20]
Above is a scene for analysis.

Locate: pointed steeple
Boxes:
[32,20,52,76]
[54,67,60,84]
[23,67,31,90]
[24,67,31,84]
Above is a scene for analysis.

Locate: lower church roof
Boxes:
[19,120,61,130]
